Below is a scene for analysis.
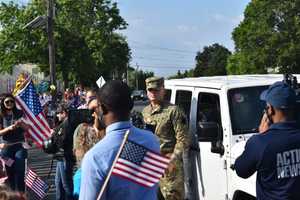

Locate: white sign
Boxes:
[96,76,106,88]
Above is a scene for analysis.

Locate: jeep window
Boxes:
[228,86,268,135]
[164,89,171,101]
[175,90,192,120]
[197,93,222,126]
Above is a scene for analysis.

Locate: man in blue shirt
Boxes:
[79,80,161,200]
[234,81,300,200]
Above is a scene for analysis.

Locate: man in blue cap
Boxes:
[234,81,300,200]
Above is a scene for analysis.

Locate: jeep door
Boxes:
[172,87,200,200]
[193,89,228,200]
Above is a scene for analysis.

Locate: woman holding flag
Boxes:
[0,93,29,192]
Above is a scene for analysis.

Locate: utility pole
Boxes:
[135,63,139,90]
[47,0,56,87]
[126,64,129,84]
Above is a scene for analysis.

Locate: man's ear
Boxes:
[101,104,108,115]
[270,106,275,115]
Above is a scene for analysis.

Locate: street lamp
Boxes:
[23,0,56,88]
[23,16,46,29]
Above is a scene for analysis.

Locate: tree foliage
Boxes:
[168,69,194,79]
[127,67,154,90]
[0,0,131,86]
[227,0,300,74]
[194,43,231,77]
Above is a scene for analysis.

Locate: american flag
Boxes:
[25,168,49,199]
[15,80,51,147]
[112,140,170,187]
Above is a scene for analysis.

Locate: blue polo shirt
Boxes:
[79,121,160,200]
[234,121,300,200]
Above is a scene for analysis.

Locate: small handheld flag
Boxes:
[25,168,49,199]
[112,140,170,187]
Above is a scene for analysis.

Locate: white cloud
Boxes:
[213,13,226,22]
[231,14,244,25]
[212,13,244,25]
[176,25,198,33]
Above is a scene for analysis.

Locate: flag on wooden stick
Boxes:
[15,80,51,147]
[112,140,170,187]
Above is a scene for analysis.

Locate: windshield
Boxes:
[132,90,143,95]
[228,86,268,135]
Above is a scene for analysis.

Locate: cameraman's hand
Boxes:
[259,113,270,134]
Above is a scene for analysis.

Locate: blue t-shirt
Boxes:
[235,122,300,200]
[79,121,160,200]
[73,168,81,199]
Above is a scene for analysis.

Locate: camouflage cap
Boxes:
[145,77,164,90]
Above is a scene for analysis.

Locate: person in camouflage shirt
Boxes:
[142,77,191,200]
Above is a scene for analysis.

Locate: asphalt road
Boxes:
[26,100,149,199]
[27,148,57,200]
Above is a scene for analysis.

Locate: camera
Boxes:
[43,109,94,155]
[283,74,300,123]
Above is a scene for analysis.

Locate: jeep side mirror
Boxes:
[197,121,225,156]
[197,121,219,142]
[211,140,224,156]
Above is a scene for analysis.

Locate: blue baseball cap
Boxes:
[260,81,296,109]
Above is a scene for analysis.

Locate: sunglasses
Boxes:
[4,100,14,104]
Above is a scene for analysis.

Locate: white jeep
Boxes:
[164,74,300,200]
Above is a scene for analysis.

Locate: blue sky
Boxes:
[115,0,251,77]
[2,0,251,77]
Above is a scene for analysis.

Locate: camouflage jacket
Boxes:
[142,101,190,161]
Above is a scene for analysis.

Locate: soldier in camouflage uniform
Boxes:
[142,77,190,200]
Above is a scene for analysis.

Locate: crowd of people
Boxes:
[0,78,191,200]
[42,79,190,200]
[0,77,299,200]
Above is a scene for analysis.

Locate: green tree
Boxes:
[228,0,300,74]
[168,69,194,79]
[0,0,131,87]
[194,43,231,77]
[127,67,154,90]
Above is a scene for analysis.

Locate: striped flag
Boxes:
[15,80,51,147]
[25,168,49,199]
[0,158,8,184]
[112,140,170,187]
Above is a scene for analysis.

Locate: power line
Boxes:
[134,61,196,67]
[131,45,196,55]
[129,40,198,55]
[131,49,196,58]
[141,66,193,70]
[134,56,195,64]
[135,64,194,70]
